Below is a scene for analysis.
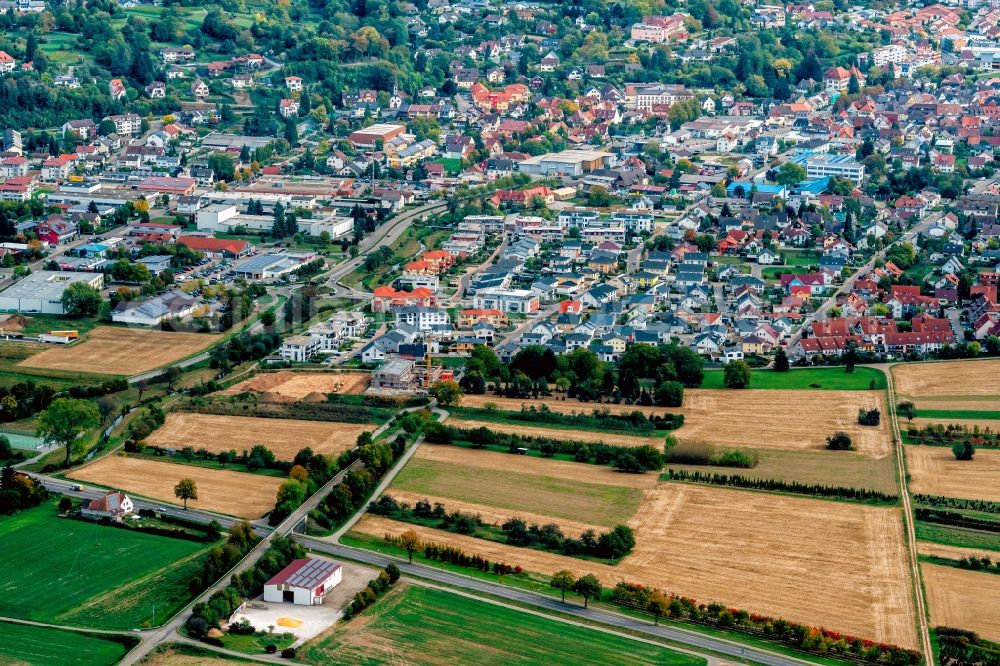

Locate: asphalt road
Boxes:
[296,537,812,666]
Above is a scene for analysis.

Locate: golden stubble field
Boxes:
[461,390,892,457]
[145,413,369,460]
[446,417,663,448]
[68,455,283,519]
[221,371,370,401]
[922,563,1000,642]
[362,446,918,647]
[905,445,1000,503]
[19,327,221,376]
[892,360,1000,397]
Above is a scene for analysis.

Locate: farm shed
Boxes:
[263,558,342,606]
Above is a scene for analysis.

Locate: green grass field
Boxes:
[0,502,215,629]
[700,366,886,390]
[664,447,898,494]
[915,521,1000,552]
[914,409,1000,420]
[298,585,706,666]
[0,621,136,666]
[392,457,643,527]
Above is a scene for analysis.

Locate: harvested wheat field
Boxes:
[142,646,237,666]
[357,483,918,648]
[19,327,220,376]
[446,418,663,448]
[918,541,1000,562]
[909,397,1000,412]
[68,455,282,519]
[145,413,368,460]
[461,394,680,417]
[922,563,1000,642]
[621,484,917,648]
[414,445,657,490]
[905,445,1000,503]
[221,371,370,401]
[385,490,606,538]
[673,390,892,458]
[892,360,1000,398]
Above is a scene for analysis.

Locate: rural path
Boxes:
[879,362,934,663]
[297,536,813,666]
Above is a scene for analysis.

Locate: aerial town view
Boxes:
[0,0,998,663]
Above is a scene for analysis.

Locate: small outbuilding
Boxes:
[263,558,342,606]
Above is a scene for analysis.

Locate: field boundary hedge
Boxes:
[662,469,898,504]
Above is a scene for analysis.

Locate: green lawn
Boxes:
[700,366,886,390]
[0,502,216,629]
[915,521,1000,552]
[914,409,1000,420]
[219,631,296,654]
[0,621,136,666]
[298,586,705,666]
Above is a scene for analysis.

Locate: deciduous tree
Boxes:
[174,478,198,509]
[36,398,100,467]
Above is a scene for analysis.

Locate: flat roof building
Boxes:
[349,123,406,149]
[0,271,104,315]
[517,149,615,176]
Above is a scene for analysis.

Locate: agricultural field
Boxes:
[67,455,283,519]
[0,341,108,388]
[365,445,917,647]
[141,643,249,666]
[918,541,1000,562]
[922,563,1000,642]
[700,366,886,390]
[392,446,650,527]
[299,585,705,666]
[220,370,370,400]
[904,445,1000,502]
[664,447,899,494]
[0,502,211,629]
[446,417,664,448]
[0,621,136,666]
[674,390,892,457]
[145,413,368,460]
[19,327,221,376]
[892,359,1000,399]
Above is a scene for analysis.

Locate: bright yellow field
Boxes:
[19,327,220,376]
[922,563,1000,642]
[892,360,1000,398]
[905,445,1000,502]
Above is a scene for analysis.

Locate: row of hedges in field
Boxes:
[455,404,683,433]
[912,495,1000,515]
[906,424,1000,448]
[915,508,1000,533]
[938,627,1000,666]
[662,469,898,504]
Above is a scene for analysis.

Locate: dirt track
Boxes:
[19,327,220,376]
[922,563,1000,642]
[446,418,664,448]
[905,445,1000,502]
[892,360,1000,398]
[67,455,282,518]
[145,413,368,460]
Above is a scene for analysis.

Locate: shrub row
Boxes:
[73,512,219,543]
[662,469,898,504]
[425,423,664,473]
[610,582,920,665]
[340,563,400,621]
[463,404,683,433]
[191,396,388,424]
[906,424,1000,448]
[938,626,1000,666]
[664,440,760,469]
[915,508,1000,533]
[369,495,635,561]
[383,533,521,576]
[912,494,1000,515]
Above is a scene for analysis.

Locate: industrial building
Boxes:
[195,203,352,238]
[263,558,342,606]
[517,149,616,177]
[0,271,104,315]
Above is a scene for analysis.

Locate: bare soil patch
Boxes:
[386,490,606,538]
[892,360,1000,398]
[922,563,1000,642]
[905,445,1000,503]
[145,413,367,460]
[221,371,370,401]
[67,455,282,519]
[413,445,657,490]
[446,418,663,448]
[19,327,220,376]
[673,390,892,458]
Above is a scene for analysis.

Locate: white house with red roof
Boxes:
[109,78,127,101]
[81,491,134,522]
[0,51,15,74]
[285,76,303,92]
[263,558,342,605]
[0,156,27,178]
